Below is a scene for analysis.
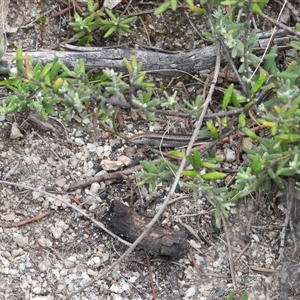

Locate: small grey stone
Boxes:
[90,182,101,195]
[185,286,196,297]
[1,212,16,221]
[55,176,67,187]
[224,148,236,162]
[111,271,121,281]
[9,269,18,275]
[74,130,84,137]
[67,255,77,262]
[64,259,75,269]
[56,220,69,231]
[86,143,96,152]
[38,261,49,272]
[74,138,85,145]
[37,236,53,247]
[50,226,63,239]
[0,250,11,258]
[11,248,24,258]
[87,256,101,267]
[13,234,29,247]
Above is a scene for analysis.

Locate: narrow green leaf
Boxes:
[99,19,111,25]
[118,26,131,34]
[227,291,235,300]
[15,46,26,74]
[242,291,249,300]
[186,0,194,5]
[120,16,137,24]
[137,180,146,186]
[0,78,21,86]
[273,175,285,189]
[145,110,155,121]
[251,153,262,174]
[273,72,298,80]
[276,168,296,177]
[267,167,276,179]
[103,25,116,38]
[49,57,61,82]
[61,64,75,77]
[283,105,299,118]
[53,78,63,92]
[171,0,177,10]
[168,150,184,158]
[251,3,262,14]
[222,83,234,109]
[140,161,158,173]
[189,6,206,13]
[192,149,202,169]
[206,121,219,138]
[105,9,117,21]
[138,82,155,87]
[251,69,267,95]
[40,62,53,79]
[42,101,55,115]
[266,153,283,160]
[201,172,227,180]
[123,58,133,73]
[238,113,246,127]
[154,2,171,15]
[278,133,300,142]
[201,162,218,169]
[147,99,161,108]
[242,128,258,140]
[39,108,48,120]
[181,170,197,177]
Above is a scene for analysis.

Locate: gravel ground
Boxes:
[0,1,299,299]
[0,112,284,300]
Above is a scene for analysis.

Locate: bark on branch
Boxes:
[3,45,220,75]
[1,29,290,75]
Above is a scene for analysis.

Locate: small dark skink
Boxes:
[130,132,210,147]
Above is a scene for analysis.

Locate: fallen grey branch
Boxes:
[1,29,290,75]
[3,46,221,75]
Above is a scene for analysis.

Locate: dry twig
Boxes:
[146,257,157,300]
[278,178,296,262]
[0,212,49,228]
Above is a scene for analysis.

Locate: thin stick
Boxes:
[188,248,203,275]
[233,244,251,265]
[1,212,49,228]
[221,214,237,290]
[250,1,289,81]
[260,11,300,38]
[233,212,254,264]
[146,257,157,300]
[249,265,279,273]
[278,178,296,262]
